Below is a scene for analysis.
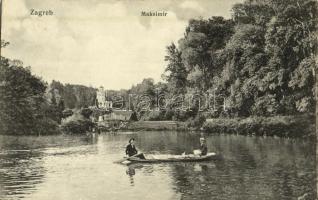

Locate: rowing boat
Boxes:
[126,152,218,163]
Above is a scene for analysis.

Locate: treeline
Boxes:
[0,0,316,135]
[0,54,62,135]
[0,56,98,135]
[108,0,317,123]
[121,0,316,121]
[162,0,316,118]
[48,80,96,109]
[20,0,318,124]
[0,40,97,135]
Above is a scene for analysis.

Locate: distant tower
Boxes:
[97,86,106,108]
[96,86,112,110]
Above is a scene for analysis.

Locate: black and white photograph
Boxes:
[0,0,317,199]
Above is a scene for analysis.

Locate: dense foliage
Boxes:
[0,0,316,135]
[117,0,316,123]
[60,111,95,134]
[49,80,96,109]
[162,0,316,118]
[17,0,316,124]
[0,55,61,135]
[203,114,315,138]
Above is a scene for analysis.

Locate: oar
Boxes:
[113,156,130,164]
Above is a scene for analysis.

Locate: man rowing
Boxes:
[125,138,145,159]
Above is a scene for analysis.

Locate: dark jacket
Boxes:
[126,144,138,157]
[200,143,208,156]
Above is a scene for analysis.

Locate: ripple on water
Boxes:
[0,132,316,200]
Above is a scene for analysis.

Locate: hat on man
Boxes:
[129,138,135,143]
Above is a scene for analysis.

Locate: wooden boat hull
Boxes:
[127,153,219,163]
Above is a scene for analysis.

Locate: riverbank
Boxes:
[124,114,315,138]
[2,115,313,138]
[124,121,188,131]
[203,114,315,138]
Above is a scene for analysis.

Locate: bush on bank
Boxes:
[202,114,315,138]
[61,112,95,134]
[186,114,206,128]
[36,118,62,135]
[61,119,94,134]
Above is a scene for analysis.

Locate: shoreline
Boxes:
[1,115,314,139]
[122,114,315,138]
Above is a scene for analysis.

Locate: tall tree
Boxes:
[0,56,60,134]
[163,43,188,95]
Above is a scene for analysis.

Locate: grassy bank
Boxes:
[125,121,188,131]
[202,114,315,138]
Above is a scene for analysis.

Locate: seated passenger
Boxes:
[199,137,208,156]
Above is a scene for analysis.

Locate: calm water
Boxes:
[0,131,316,200]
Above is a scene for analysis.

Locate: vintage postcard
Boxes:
[0,0,316,199]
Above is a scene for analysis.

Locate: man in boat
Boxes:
[125,138,145,159]
[199,137,208,156]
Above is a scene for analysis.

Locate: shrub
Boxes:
[172,110,189,121]
[186,114,206,128]
[80,108,93,119]
[36,118,61,135]
[203,114,315,138]
[141,110,163,121]
[163,109,174,120]
[61,112,95,134]
[61,119,94,134]
[62,109,73,118]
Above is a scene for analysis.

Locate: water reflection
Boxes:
[0,139,46,199]
[125,164,144,186]
[166,134,316,200]
[0,135,99,200]
[0,132,316,200]
[126,166,136,186]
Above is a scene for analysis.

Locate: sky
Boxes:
[2,0,243,90]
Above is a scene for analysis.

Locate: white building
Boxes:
[96,86,112,110]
